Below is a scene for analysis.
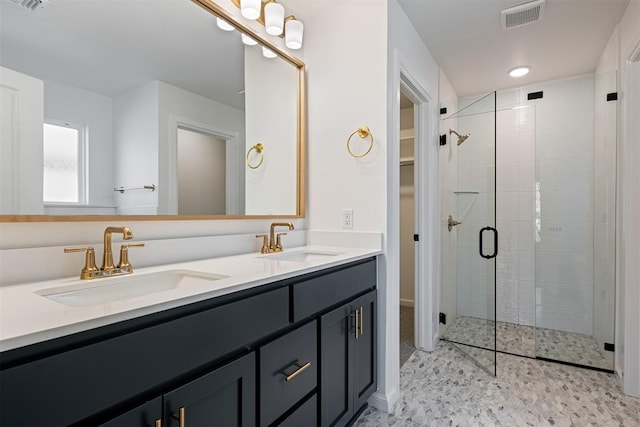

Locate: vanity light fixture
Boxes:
[231,0,304,50]
[216,17,235,31]
[509,66,530,78]
[242,33,258,46]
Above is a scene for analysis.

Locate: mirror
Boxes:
[0,0,305,220]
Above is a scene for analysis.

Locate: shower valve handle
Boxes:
[447,215,462,232]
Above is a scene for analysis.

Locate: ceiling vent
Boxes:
[9,0,50,11]
[501,0,545,30]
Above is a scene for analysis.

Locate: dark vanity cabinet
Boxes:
[0,257,377,427]
[320,290,377,427]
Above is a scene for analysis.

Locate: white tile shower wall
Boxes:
[457,75,596,335]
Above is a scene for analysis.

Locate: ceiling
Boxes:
[397,0,630,97]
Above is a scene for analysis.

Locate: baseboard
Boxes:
[368,388,398,413]
[400,298,414,308]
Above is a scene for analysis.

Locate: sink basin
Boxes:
[36,270,228,307]
[261,249,343,262]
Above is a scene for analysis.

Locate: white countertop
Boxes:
[0,246,380,353]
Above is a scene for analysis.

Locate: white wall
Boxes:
[244,46,298,215]
[113,81,160,215]
[438,71,459,328]
[44,79,114,213]
[385,0,443,411]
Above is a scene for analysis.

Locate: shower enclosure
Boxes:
[440,72,617,374]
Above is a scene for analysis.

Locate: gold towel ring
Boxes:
[347,126,373,158]
[247,143,265,169]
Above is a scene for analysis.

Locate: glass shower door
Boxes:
[440,92,498,375]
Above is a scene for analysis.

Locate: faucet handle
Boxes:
[64,246,99,280]
[275,232,288,252]
[256,234,269,254]
[117,243,144,273]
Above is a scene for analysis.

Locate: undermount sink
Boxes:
[261,249,343,262]
[36,270,229,307]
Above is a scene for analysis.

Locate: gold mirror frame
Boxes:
[0,0,306,223]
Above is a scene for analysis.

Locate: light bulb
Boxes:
[285,18,304,50]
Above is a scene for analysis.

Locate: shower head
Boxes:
[449,129,471,146]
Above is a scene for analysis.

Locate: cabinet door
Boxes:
[100,397,162,427]
[352,291,377,411]
[319,304,354,427]
[164,353,255,427]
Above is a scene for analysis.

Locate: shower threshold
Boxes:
[441,316,614,373]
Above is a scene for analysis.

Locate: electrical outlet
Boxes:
[342,209,353,229]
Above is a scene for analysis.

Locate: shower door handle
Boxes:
[479,227,498,259]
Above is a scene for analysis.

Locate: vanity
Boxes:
[0,248,378,427]
[0,0,378,424]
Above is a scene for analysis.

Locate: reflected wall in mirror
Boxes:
[0,0,305,219]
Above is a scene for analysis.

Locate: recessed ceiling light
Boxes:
[509,66,530,78]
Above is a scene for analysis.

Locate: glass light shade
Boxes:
[240,0,261,20]
[241,33,258,46]
[285,19,304,50]
[264,2,284,36]
[262,46,277,58]
[216,17,235,32]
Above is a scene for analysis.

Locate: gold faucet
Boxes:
[65,226,144,280]
[261,222,294,253]
[102,226,134,273]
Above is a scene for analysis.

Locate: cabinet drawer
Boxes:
[0,287,289,426]
[292,258,376,322]
[278,394,317,427]
[259,321,317,427]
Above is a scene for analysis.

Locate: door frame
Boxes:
[375,47,439,412]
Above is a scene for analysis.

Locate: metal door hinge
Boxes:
[439,312,447,325]
[413,234,419,242]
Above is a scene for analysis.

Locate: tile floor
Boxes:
[355,342,640,426]
[440,316,613,371]
[400,306,415,367]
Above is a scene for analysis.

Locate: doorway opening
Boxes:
[399,90,417,367]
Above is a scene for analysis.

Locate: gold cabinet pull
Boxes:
[360,306,364,337]
[351,309,360,339]
[284,362,311,382]
[172,407,185,427]
[155,419,162,427]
